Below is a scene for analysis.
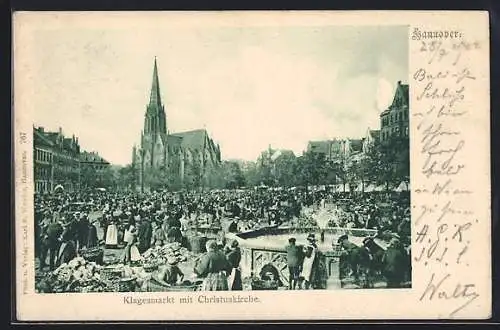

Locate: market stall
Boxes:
[36,242,203,293]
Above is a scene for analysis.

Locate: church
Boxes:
[132,58,221,191]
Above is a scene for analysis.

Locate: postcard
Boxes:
[13,10,491,321]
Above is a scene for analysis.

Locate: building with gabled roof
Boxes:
[362,128,380,153]
[380,81,409,142]
[307,138,363,162]
[132,58,221,191]
[33,126,81,193]
[80,151,110,170]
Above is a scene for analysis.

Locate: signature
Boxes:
[419,273,480,317]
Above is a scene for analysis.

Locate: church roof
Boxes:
[171,129,208,149]
[166,134,183,146]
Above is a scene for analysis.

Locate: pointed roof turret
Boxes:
[149,57,162,107]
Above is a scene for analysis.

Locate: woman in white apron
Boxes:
[105,218,118,249]
[300,236,317,289]
[122,229,141,264]
[123,220,136,245]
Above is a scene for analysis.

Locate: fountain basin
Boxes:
[227,226,380,288]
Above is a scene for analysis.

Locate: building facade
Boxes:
[80,151,111,188]
[33,127,54,193]
[307,138,363,163]
[80,151,110,171]
[380,81,409,142]
[132,59,221,190]
[362,128,380,154]
[33,126,81,193]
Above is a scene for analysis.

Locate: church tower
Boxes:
[141,57,168,169]
[144,57,167,137]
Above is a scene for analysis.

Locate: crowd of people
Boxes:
[34,186,411,290]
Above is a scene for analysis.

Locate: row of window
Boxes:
[34,148,52,163]
[35,180,79,193]
[381,126,409,140]
[34,147,81,164]
[381,109,408,127]
[34,166,51,179]
[35,181,51,193]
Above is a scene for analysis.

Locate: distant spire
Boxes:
[149,57,162,107]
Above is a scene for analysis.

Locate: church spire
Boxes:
[149,57,162,107]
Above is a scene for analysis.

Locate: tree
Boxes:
[241,162,261,187]
[143,166,170,191]
[184,161,202,190]
[116,165,134,190]
[80,165,98,189]
[365,135,409,191]
[204,165,226,189]
[328,159,348,192]
[273,152,297,187]
[296,151,327,188]
[80,165,116,189]
[345,158,371,193]
[221,161,246,189]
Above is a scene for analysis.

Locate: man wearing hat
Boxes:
[137,215,152,254]
[227,217,239,233]
[86,218,99,249]
[37,210,53,269]
[77,212,90,250]
[285,237,302,290]
[358,236,382,288]
[337,234,358,282]
[225,239,243,290]
[56,219,78,267]
[41,215,63,270]
[307,233,318,248]
[382,237,408,288]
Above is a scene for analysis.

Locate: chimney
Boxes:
[39,127,44,133]
[398,80,401,85]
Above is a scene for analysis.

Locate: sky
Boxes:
[32,25,408,165]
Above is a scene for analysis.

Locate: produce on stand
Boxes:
[142,242,195,266]
[36,257,110,293]
[78,246,104,264]
[36,238,203,293]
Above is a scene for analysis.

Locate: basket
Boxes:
[114,277,137,292]
[143,263,159,273]
[79,248,104,263]
[100,266,124,281]
[144,278,202,292]
[251,279,279,291]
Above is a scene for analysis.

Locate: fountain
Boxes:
[226,204,378,289]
